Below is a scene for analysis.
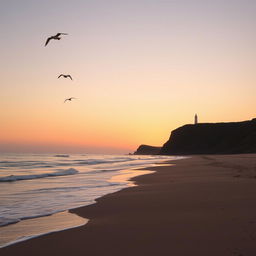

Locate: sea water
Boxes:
[0,153,181,247]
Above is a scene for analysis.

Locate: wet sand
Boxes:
[2,154,256,256]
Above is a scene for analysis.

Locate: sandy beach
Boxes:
[2,154,256,256]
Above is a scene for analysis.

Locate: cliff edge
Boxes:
[160,119,256,155]
[134,145,161,155]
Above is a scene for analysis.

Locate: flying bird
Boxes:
[45,33,68,46]
[64,97,77,103]
[58,74,73,80]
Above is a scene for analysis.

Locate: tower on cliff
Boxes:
[194,114,198,124]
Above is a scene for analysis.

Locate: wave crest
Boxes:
[0,168,78,182]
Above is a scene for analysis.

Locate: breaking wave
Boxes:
[0,168,78,182]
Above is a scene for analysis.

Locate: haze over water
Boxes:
[1,1,256,255]
[1,0,256,154]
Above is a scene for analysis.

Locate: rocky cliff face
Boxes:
[134,145,161,155]
[160,119,256,155]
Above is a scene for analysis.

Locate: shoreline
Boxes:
[2,154,256,255]
[0,162,163,248]
[0,211,88,249]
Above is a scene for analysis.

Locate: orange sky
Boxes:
[1,1,256,153]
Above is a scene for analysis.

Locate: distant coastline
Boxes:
[135,118,256,155]
[133,145,161,155]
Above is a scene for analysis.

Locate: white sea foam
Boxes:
[0,211,88,248]
[0,168,78,182]
[0,153,185,247]
[0,217,20,227]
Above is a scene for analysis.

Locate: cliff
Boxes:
[134,145,161,155]
[160,119,256,155]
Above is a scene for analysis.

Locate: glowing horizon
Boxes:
[1,1,256,154]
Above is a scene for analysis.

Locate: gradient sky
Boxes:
[1,0,256,153]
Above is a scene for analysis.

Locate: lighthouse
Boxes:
[194,114,198,124]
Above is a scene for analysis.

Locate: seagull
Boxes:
[64,97,77,103]
[58,74,73,80]
[45,33,68,46]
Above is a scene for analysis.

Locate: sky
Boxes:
[0,0,256,154]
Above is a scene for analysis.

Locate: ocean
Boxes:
[0,153,181,248]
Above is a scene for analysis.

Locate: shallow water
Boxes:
[0,211,88,248]
[0,153,182,247]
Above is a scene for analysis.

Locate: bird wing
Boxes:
[67,75,73,80]
[45,37,51,46]
[64,98,69,103]
[58,74,63,78]
[56,33,68,36]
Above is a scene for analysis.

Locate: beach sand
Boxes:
[2,154,256,256]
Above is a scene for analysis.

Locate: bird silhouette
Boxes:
[58,74,73,80]
[45,33,68,46]
[64,97,77,103]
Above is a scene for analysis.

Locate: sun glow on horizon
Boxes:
[1,1,256,153]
